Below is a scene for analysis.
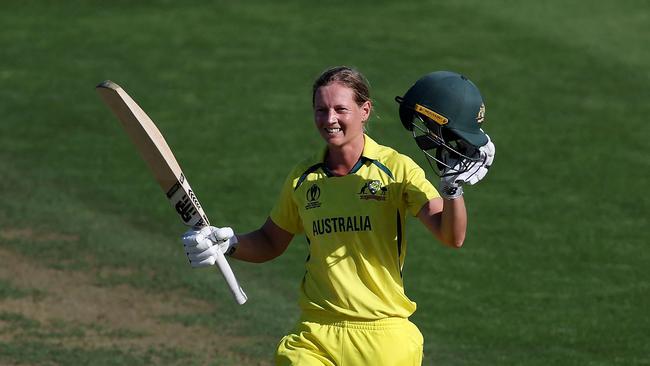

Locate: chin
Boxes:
[321,134,345,145]
[327,138,349,148]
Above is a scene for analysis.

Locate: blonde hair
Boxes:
[312,66,371,108]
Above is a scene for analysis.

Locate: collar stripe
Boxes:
[294,163,325,191]
[370,159,394,180]
[294,156,394,191]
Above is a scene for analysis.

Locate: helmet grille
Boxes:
[411,113,483,177]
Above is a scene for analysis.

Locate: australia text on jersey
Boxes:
[312,216,372,236]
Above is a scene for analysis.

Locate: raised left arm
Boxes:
[417,134,495,248]
[417,196,467,248]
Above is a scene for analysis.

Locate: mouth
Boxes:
[324,127,342,135]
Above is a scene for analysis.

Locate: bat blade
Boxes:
[96,80,207,228]
[96,80,247,305]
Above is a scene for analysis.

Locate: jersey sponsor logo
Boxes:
[305,184,321,210]
[312,215,372,236]
[358,180,387,201]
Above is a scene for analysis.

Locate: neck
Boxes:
[325,135,365,176]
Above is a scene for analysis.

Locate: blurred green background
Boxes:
[1,1,648,365]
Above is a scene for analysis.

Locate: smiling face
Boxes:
[313,82,371,148]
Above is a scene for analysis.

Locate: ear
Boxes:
[361,100,372,121]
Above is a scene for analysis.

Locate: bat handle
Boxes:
[213,251,248,305]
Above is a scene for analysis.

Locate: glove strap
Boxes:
[439,182,464,199]
[224,235,239,257]
[225,245,237,256]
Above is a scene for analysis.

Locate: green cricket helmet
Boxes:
[395,71,488,176]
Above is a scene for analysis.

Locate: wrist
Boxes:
[224,235,238,256]
[439,181,464,199]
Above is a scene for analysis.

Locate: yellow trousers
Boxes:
[276,314,423,366]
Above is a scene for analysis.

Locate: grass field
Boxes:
[1,1,648,365]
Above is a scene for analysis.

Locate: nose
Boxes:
[327,110,337,124]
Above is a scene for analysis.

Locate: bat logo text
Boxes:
[187,189,202,210]
[175,195,197,223]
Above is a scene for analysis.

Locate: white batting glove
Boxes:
[181,226,238,268]
[440,135,495,199]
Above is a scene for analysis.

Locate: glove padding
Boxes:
[181,226,238,268]
[440,135,495,199]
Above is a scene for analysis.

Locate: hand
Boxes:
[440,135,495,198]
[181,226,238,268]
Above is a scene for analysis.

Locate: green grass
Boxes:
[1,0,648,365]
[0,312,197,365]
[0,280,44,300]
[0,341,197,366]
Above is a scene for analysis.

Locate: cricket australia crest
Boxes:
[358,180,387,201]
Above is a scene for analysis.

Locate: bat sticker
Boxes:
[175,195,198,223]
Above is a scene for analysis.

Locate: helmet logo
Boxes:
[476,103,485,124]
[415,104,448,125]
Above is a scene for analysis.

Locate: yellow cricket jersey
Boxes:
[270,135,439,320]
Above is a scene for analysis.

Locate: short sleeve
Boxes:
[404,162,440,216]
[269,169,304,234]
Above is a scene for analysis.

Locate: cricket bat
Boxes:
[96,80,247,305]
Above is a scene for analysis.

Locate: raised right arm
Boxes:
[231,217,294,263]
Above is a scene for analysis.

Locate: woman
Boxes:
[182,66,494,365]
